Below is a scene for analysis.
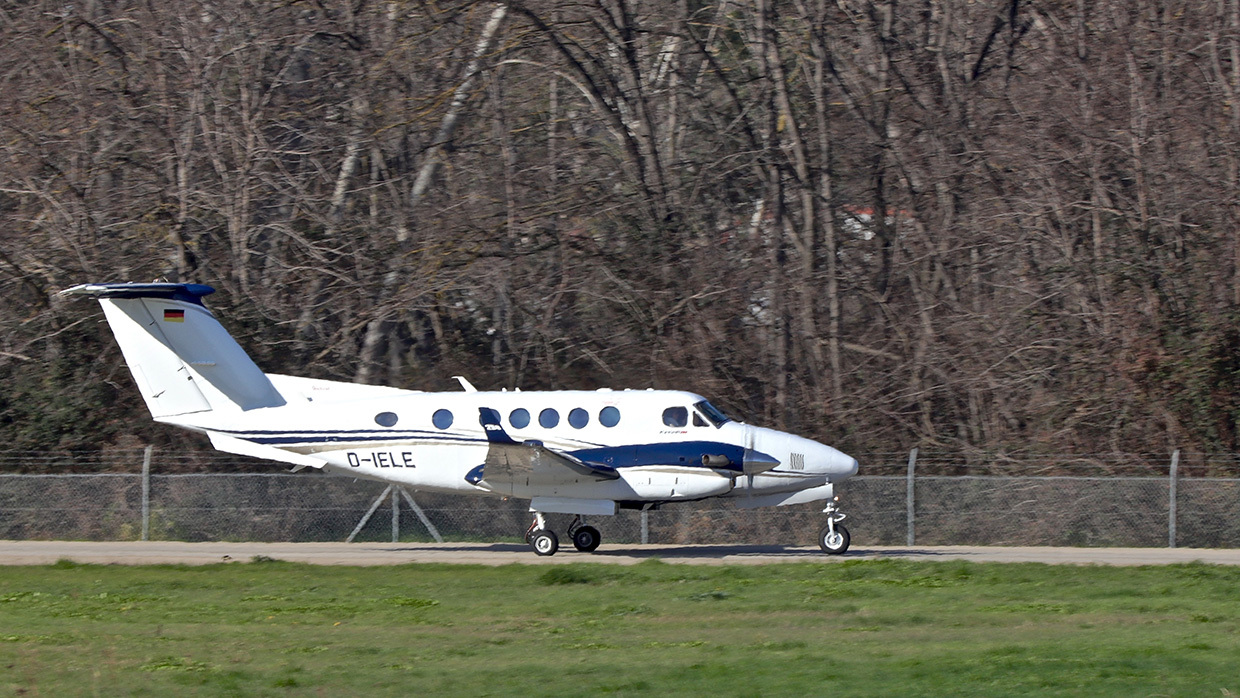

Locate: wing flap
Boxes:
[472,408,618,494]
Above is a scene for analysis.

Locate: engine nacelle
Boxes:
[619,468,734,500]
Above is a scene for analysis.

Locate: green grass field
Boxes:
[1,558,1237,696]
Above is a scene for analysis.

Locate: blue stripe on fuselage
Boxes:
[244,433,483,446]
[214,429,755,471]
[570,441,748,472]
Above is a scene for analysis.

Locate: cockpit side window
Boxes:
[662,406,688,428]
[693,412,708,427]
[693,400,731,428]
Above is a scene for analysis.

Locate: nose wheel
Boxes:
[819,523,850,554]
[818,499,850,554]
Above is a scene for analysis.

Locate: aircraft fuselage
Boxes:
[171,385,858,507]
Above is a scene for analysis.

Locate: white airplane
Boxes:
[61,282,859,555]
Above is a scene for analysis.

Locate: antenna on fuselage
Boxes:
[453,376,477,392]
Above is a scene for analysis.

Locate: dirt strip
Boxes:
[1,540,1238,566]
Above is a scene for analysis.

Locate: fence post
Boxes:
[347,485,393,543]
[641,509,649,545]
[141,445,152,541]
[391,487,400,543]
[1169,449,1180,549]
[906,447,918,546]
[398,488,443,543]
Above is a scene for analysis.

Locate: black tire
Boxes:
[572,525,602,552]
[818,523,850,554]
[530,529,559,556]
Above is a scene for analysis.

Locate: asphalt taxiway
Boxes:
[1,540,1238,566]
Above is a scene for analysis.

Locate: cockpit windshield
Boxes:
[693,400,731,428]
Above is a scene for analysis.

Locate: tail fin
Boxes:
[61,283,286,419]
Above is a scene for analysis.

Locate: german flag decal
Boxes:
[163,309,185,322]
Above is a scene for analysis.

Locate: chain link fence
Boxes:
[2,450,1239,548]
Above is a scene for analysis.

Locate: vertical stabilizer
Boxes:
[61,283,286,418]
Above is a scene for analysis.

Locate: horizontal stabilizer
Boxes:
[61,282,216,304]
[208,432,326,470]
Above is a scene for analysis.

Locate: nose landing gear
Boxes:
[818,498,850,554]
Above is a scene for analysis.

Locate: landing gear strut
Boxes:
[526,513,603,555]
[818,498,850,554]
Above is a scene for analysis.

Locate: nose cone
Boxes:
[815,442,858,480]
[781,430,858,480]
[747,426,858,480]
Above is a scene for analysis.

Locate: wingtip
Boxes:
[478,407,518,444]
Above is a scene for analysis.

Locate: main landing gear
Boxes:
[526,513,601,556]
[818,497,850,554]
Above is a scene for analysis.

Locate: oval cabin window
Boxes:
[539,408,560,428]
[432,409,454,430]
[568,408,589,429]
[599,406,621,427]
[509,408,530,429]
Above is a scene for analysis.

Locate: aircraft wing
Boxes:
[467,408,619,495]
